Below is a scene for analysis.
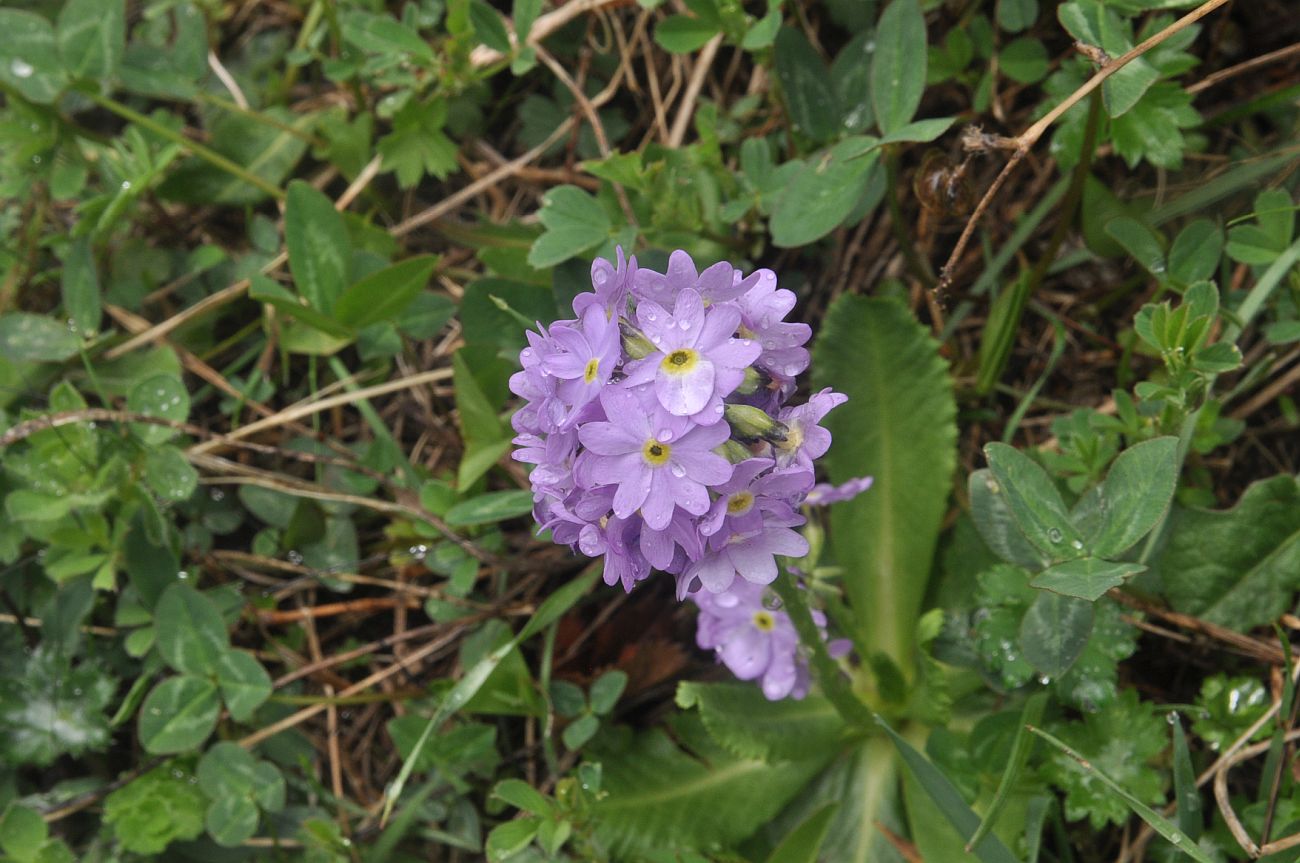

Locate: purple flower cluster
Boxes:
[693,580,850,701]
[510,249,869,699]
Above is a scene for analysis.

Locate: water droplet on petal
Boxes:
[593,271,607,285]
[670,464,686,477]
[646,311,657,321]
[657,429,672,442]
[679,319,690,330]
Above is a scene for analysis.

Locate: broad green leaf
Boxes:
[1057,1,1158,117]
[453,348,510,488]
[127,374,189,445]
[774,27,837,143]
[589,670,628,715]
[591,713,829,858]
[155,583,229,675]
[1105,215,1166,276]
[285,180,351,313]
[1018,592,1094,676]
[444,491,534,527]
[765,803,839,863]
[215,649,272,722]
[138,675,221,754]
[1083,436,1179,558]
[0,10,66,103]
[877,117,956,146]
[983,443,1087,560]
[831,30,876,134]
[527,185,610,268]
[1157,475,1300,630]
[57,0,125,81]
[675,681,847,761]
[870,0,928,134]
[61,238,102,335]
[877,719,1020,863]
[814,297,956,662]
[0,313,79,363]
[340,10,434,62]
[770,142,880,247]
[968,469,1050,569]
[205,795,259,848]
[486,818,540,862]
[333,255,438,330]
[5,489,74,522]
[197,742,260,795]
[1030,558,1145,601]
[564,716,599,748]
[655,14,720,53]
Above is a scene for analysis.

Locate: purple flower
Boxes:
[631,250,753,307]
[775,388,848,469]
[680,510,809,597]
[622,289,761,421]
[542,305,620,423]
[692,580,811,700]
[576,386,733,530]
[806,475,874,506]
[574,247,636,318]
[733,268,812,380]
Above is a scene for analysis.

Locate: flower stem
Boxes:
[772,571,875,731]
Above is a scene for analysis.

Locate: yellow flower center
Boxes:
[752,611,775,632]
[660,348,700,376]
[641,439,672,466]
[583,357,601,383]
[726,491,755,515]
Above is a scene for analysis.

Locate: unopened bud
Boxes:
[724,404,788,444]
[716,439,752,464]
[620,321,654,359]
[735,366,769,396]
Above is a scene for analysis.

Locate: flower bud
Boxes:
[715,439,752,464]
[619,321,655,359]
[734,365,769,396]
[724,404,789,444]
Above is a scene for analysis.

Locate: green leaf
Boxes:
[486,818,540,862]
[969,470,1050,569]
[127,373,189,444]
[205,795,259,848]
[249,275,354,339]
[493,779,554,816]
[332,255,438,330]
[966,692,1047,853]
[1167,219,1222,284]
[155,583,229,675]
[877,116,957,146]
[814,297,957,662]
[159,109,313,204]
[871,0,928,134]
[285,180,351,313]
[138,675,221,754]
[1000,37,1048,84]
[103,760,207,854]
[831,30,877,134]
[1019,591,1094,676]
[340,10,434,62]
[469,0,512,52]
[562,713,600,749]
[527,185,610,268]
[997,0,1038,32]
[592,713,829,858]
[454,348,510,488]
[378,98,458,189]
[770,141,880,247]
[1030,558,1145,601]
[0,804,47,862]
[0,313,79,363]
[675,682,847,761]
[1034,720,1214,860]
[1082,436,1179,558]
[1170,715,1202,841]
[57,0,124,81]
[61,238,101,335]
[876,719,1021,863]
[0,10,66,103]
[1105,215,1166,276]
[983,443,1087,560]
[143,446,199,502]
[774,27,837,143]
[655,14,720,54]
[765,803,839,863]
[1157,475,1300,630]
[197,741,260,795]
[215,649,272,722]
[589,670,628,715]
[445,491,534,527]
